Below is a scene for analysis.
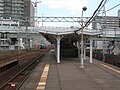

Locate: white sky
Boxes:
[42,0,88,14]
[31,0,120,27]
[32,0,88,15]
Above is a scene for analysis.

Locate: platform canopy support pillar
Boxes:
[77,41,80,58]
[55,35,63,63]
[84,44,86,60]
[90,36,93,63]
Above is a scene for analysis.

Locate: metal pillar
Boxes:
[18,38,21,50]
[56,35,62,63]
[84,44,86,60]
[77,41,80,58]
[90,36,93,63]
[55,44,57,58]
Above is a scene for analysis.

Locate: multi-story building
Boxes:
[92,16,120,30]
[24,0,35,26]
[0,0,45,50]
[92,15,120,39]
[0,0,35,26]
[92,11,120,50]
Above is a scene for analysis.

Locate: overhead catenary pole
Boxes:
[32,0,42,26]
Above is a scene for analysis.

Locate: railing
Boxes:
[0,26,39,34]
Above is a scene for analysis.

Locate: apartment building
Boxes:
[0,0,35,26]
[0,0,37,50]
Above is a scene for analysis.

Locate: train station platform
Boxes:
[19,49,120,90]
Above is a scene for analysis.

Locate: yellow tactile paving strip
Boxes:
[36,64,50,90]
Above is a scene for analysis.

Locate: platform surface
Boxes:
[0,59,18,68]
[19,50,120,90]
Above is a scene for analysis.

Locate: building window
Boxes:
[3,24,10,26]
[11,24,18,26]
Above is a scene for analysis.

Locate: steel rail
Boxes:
[0,50,48,89]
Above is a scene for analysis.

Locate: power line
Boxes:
[75,0,108,32]
[106,3,120,12]
[98,3,120,15]
[84,0,108,27]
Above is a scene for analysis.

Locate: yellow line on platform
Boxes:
[36,64,50,90]
[101,64,120,74]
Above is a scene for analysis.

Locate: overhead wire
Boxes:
[84,0,109,27]
[106,3,120,12]
[96,0,109,16]
[75,0,109,32]
[97,3,120,15]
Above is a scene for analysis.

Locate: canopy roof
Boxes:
[38,26,102,36]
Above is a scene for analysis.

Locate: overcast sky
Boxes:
[31,0,120,27]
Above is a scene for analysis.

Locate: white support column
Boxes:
[77,41,80,58]
[30,39,32,48]
[90,36,93,63]
[56,35,62,63]
[55,45,57,58]
[84,44,86,60]
[17,38,20,50]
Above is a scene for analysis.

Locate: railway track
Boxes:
[0,48,51,90]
